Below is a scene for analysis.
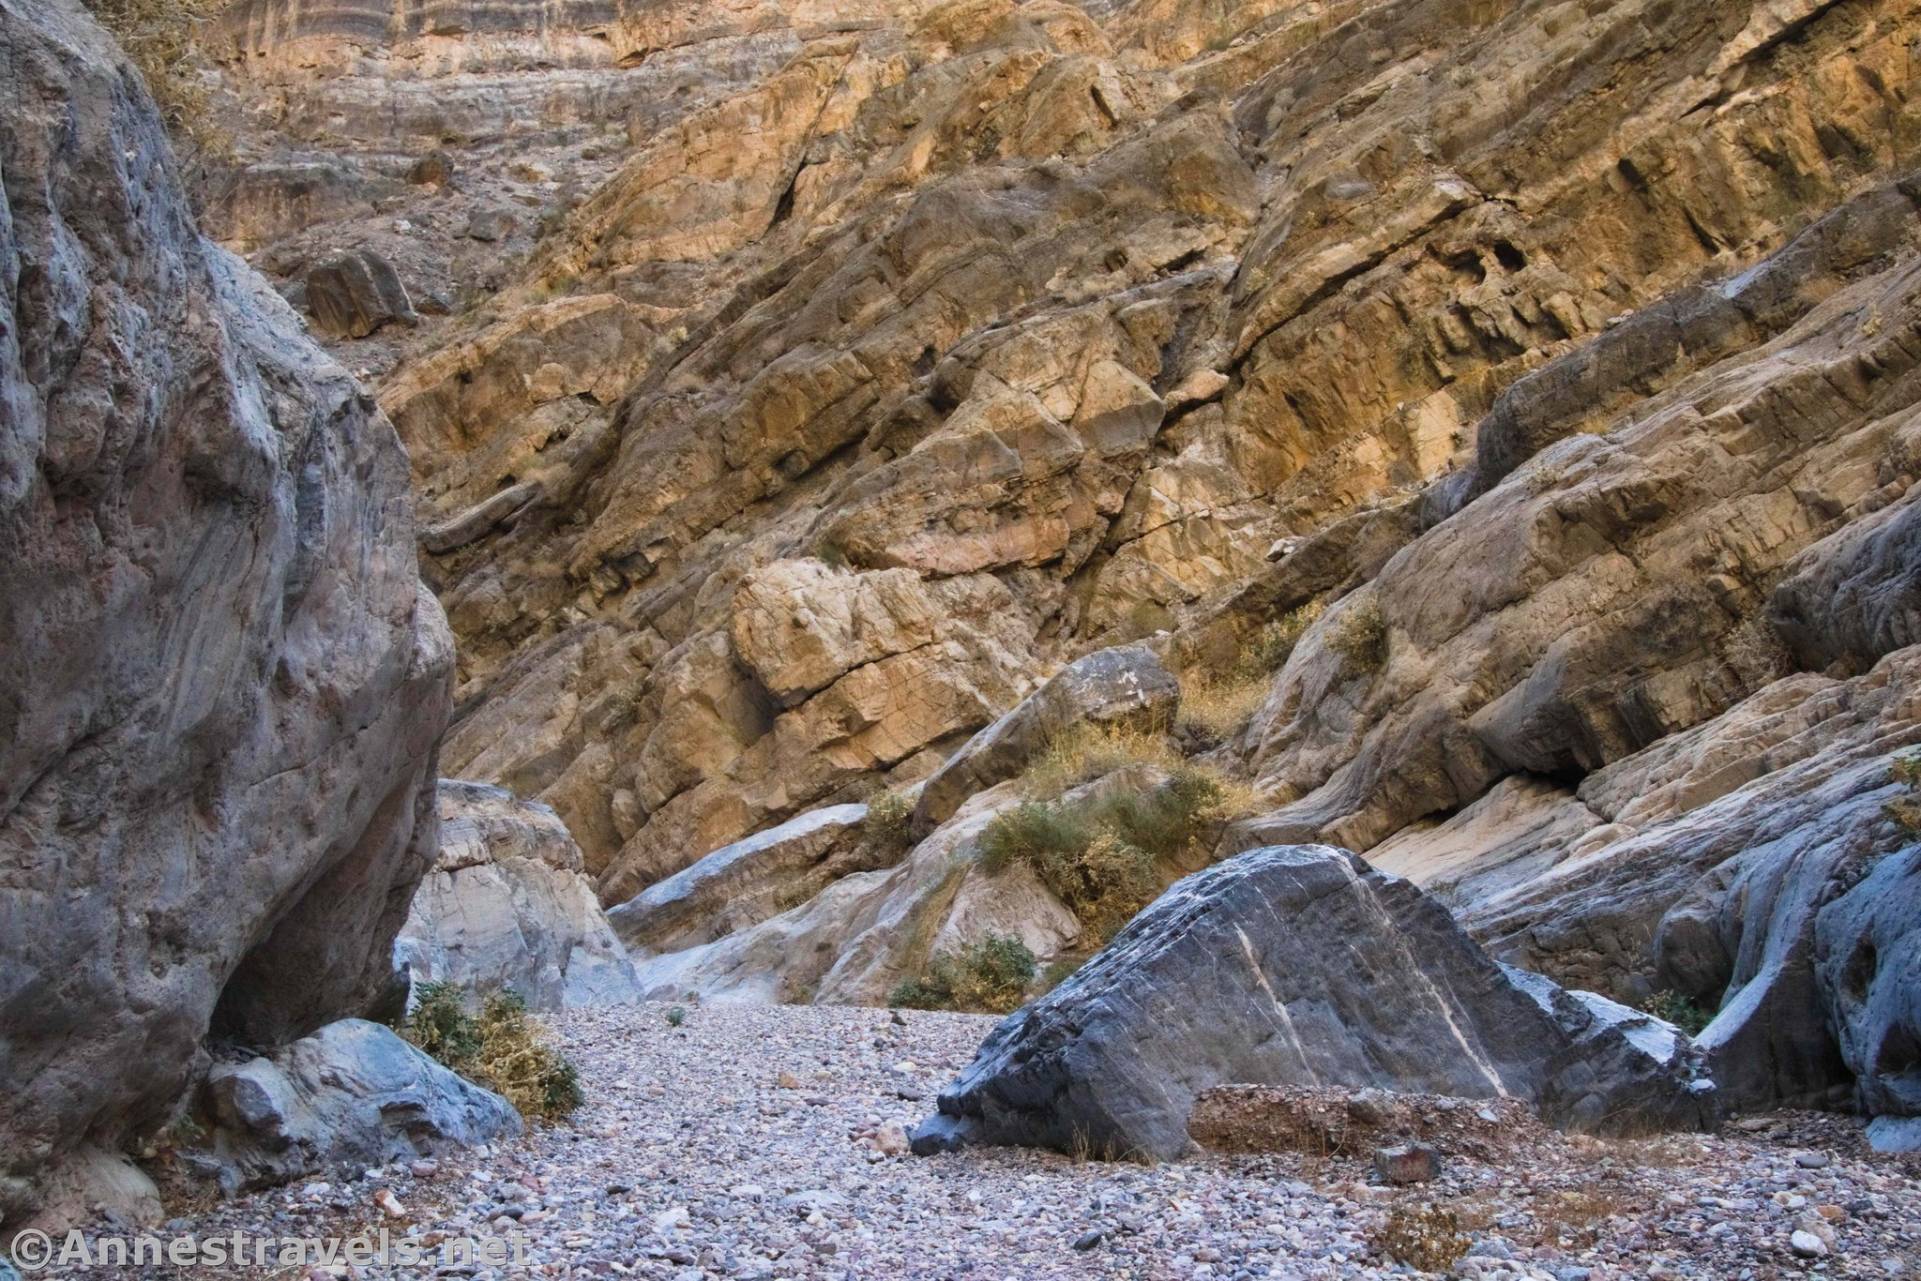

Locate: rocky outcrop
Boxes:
[201,1020,521,1192]
[912,846,1713,1161]
[913,644,1180,831]
[395,782,640,1009]
[305,249,419,339]
[0,0,452,1222]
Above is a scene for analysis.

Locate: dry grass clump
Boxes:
[1237,601,1325,680]
[1537,1188,1627,1249]
[1888,752,1921,836]
[1328,595,1388,673]
[1177,672,1271,748]
[1367,1203,1469,1272]
[404,984,583,1121]
[83,0,231,154]
[1023,721,1181,799]
[888,933,1036,1013]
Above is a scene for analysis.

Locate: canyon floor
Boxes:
[98,1004,1921,1280]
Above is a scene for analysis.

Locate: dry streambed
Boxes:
[97,1005,1921,1279]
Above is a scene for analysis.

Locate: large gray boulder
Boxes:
[0,0,452,1222]
[304,248,418,339]
[913,846,1713,1161]
[912,644,1180,832]
[202,1020,521,1191]
[1816,841,1921,1152]
[395,782,640,1009]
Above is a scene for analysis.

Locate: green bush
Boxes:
[889,934,1037,1013]
[977,801,1095,874]
[1641,990,1713,1037]
[978,768,1228,944]
[402,984,583,1121]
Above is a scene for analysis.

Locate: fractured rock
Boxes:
[202,1020,521,1191]
[914,846,1714,1161]
[395,781,640,1009]
[306,248,419,339]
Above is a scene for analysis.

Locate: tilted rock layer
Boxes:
[0,0,453,1219]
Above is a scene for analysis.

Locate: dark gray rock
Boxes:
[306,248,419,338]
[914,846,1713,1161]
[395,782,640,1009]
[203,1020,521,1191]
[912,645,1179,833]
[0,0,451,1225]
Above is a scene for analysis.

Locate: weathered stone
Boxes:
[0,0,451,1224]
[1373,1143,1441,1185]
[202,1020,521,1192]
[395,781,640,1009]
[306,249,419,339]
[916,846,1713,1161]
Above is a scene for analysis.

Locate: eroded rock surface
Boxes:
[396,782,640,1009]
[201,1020,521,1192]
[0,0,452,1222]
[912,846,1714,1161]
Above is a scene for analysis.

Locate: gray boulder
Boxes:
[1816,842,1921,1151]
[305,248,418,339]
[396,782,640,1009]
[0,0,451,1224]
[913,846,1713,1160]
[203,1020,520,1191]
[913,645,1179,832]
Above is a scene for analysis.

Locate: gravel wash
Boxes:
[72,1003,1921,1280]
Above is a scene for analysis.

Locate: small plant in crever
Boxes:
[1367,1203,1470,1272]
[402,983,583,1121]
[1888,752,1921,836]
[863,790,915,854]
[1237,601,1325,680]
[889,933,1037,1013]
[1327,596,1388,673]
[1641,990,1713,1037]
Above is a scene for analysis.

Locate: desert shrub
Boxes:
[1641,990,1713,1037]
[403,985,583,1121]
[863,790,915,853]
[82,0,230,154]
[977,801,1094,874]
[666,1005,687,1028]
[1023,722,1181,798]
[1327,596,1388,673]
[982,767,1237,944]
[1368,1203,1469,1272]
[889,933,1037,1013]
[1039,956,1083,991]
[1237,602,1325,680]
[1888,753,1921,836]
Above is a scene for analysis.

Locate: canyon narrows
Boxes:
[2,0,1919,1275]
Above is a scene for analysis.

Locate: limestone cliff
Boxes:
[0,0,453,1219]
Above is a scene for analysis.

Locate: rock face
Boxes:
[202,1020,521,1192]
[0,0,452,1221]
[913,644,1180,832]
[198,0,1921,1140]
[913,846,1713,1161]
[305,249,419,339]
[395,782,640,1009]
